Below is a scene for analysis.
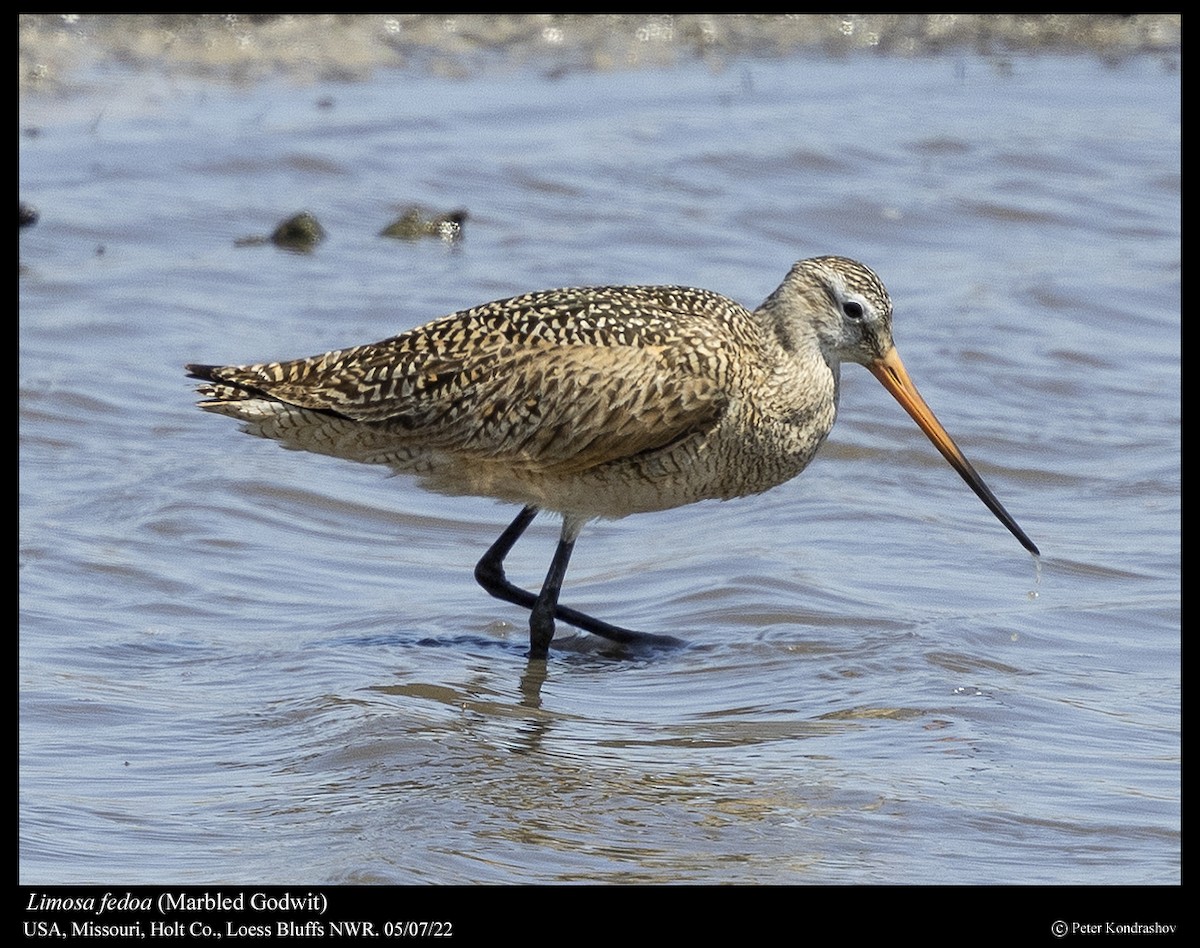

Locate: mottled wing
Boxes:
[393,341,729,475]
[188,287,738,476]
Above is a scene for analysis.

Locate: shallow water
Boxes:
[20,16,1179,886]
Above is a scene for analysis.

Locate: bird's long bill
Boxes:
[868,346,1040,557]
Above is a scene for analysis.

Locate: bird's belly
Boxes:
[221,395,836,519]
[415,408,837,519]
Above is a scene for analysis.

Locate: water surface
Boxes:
[20,15,1180,887]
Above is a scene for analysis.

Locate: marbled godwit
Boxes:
[187,256,1038,658]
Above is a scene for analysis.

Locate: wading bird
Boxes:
[188,256,1038,658]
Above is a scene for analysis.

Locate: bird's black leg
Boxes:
[473,506,683,654]
[473,506,541,615]
[527,527,577,658]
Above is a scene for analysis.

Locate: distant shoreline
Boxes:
[20,13,1182,94]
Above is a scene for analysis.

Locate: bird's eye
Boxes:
[842,300,865,320]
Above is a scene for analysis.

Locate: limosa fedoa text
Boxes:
[188,256,1038,658]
